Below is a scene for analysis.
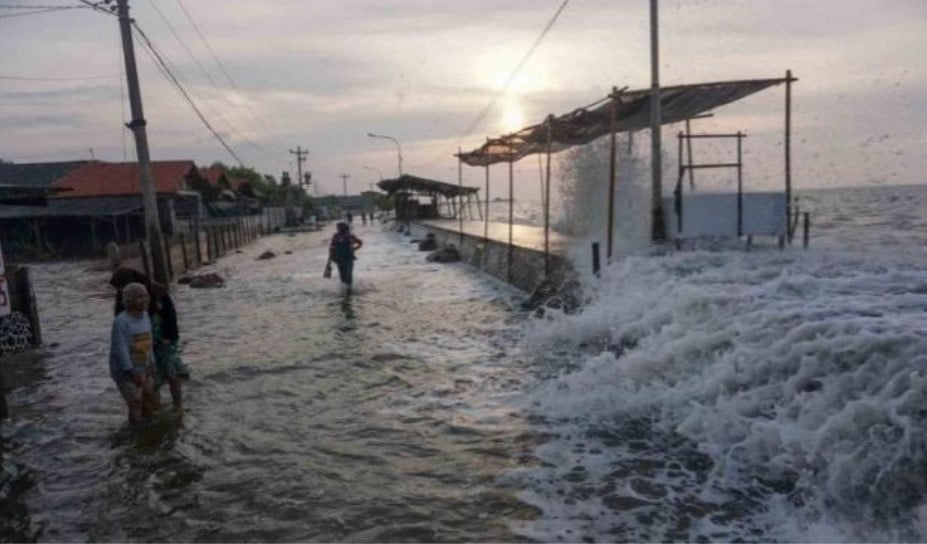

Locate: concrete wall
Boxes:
[409,222,572,293]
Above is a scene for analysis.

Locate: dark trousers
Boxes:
[335,259,354,285]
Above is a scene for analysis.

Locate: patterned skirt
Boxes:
[154,341,190,387]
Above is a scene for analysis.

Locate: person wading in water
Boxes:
[326,221,363,292]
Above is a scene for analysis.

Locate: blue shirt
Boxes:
[109,311,153,381]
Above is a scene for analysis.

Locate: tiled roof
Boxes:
[0,161,90,187]
[54,161,196,197]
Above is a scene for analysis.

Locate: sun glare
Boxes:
[502,101,525,133]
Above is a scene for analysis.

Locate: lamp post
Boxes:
[367,133,403,177]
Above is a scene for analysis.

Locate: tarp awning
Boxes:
[457,77,789,167]
[377,174,480,197]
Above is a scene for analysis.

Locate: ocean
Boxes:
[1,183,925,542]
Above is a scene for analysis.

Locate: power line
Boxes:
[131,20,244,165]
[144,0,264,153]
[0,73,119,81]
[458,0,570,142]
[173,0,286,149]
[0,6,87,18]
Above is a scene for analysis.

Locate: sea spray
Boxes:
[517,246,927,541]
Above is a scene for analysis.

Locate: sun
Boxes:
[501,100,525,133]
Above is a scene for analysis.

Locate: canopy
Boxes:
[377,174,480,198]
[457,77,789,167]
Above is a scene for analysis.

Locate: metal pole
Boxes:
[649,0,664,242]
[591,242,601,277]
[803,212,810,249]
[116,0,168,284]
[607,92,618,261]
[785,69,793,243]
[685,118,695,189]
[484,155,490,242]
[737,131,743,237]
[544,117,553,278]
[508,144,514,284]
[458,147,464,247]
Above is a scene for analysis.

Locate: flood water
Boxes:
[1,224,544,542]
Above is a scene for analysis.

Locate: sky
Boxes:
[1,0,925,198]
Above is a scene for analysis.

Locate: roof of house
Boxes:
[0,183,72,206]
[0,161,90,188]
[54,160,198,197]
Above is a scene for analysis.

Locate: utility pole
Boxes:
[289,146,308,189]
[649,0,665,242]
[339,173,350,196]
[116,0,168,284]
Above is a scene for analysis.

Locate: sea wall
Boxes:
[409,222,572,294]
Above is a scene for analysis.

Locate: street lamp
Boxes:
[367,133,403,177]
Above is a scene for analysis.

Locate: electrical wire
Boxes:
[132,21,244,165]
[458,0,570,142]
[174,0,287,149]
[144,0,264,153]
[0,6,86,18]
[0,74,119,81]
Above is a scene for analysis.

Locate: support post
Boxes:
[785,69,793,243]
[607,92,618,261]
[458,148,464,247]
[544,116,553,278]
[803,212,810,249]
[737,131,743,237]
[685,118,696,189]
[116,0,168,285]
[180,232,189,271]
[507,143,514,285]
[649,0,665,242]
[592,242,601,277]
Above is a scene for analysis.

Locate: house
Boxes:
[0,160,204,257]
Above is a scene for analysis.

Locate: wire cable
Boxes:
[144,0,264,153]
[174,0,287,149]
[132,21,244,165]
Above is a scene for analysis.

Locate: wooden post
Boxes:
[737,131,743,237]
[179,232,189,271]
[458,147,464,248]
[19,267,42,346]
[785,69,794,243]
[607,92,618,261]
[803,212,810,249]
[138,240,151,278]
[507,142,514,284]
[194,226,202,265]
[163,235,173,280]
[544,115,553,277]
[484,161,490,243]
[685,118,696,189]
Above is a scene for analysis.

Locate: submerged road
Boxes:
[1,224,546,542]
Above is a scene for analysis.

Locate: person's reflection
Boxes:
[340,296,356,321]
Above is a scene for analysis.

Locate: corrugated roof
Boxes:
[0,183,71,206]
[377,174,480,197]
[54,161,197,197]
[0,160,90,187]
[0,195,143,219]
[457,77,790,166]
